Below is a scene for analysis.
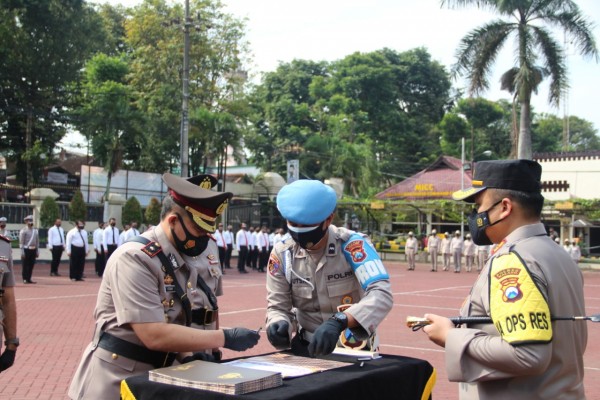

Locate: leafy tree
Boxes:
[40,196,60,228]
[0,0,107,187]
[442,0,598,159]
[69,191,87,223]
[72,54,143,207]
[532,114,600,153]
[122,196,143,226]
[144,197,162,226]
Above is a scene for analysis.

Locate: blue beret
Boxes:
[277,180,337,225]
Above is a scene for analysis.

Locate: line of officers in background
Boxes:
[404,229,582,273]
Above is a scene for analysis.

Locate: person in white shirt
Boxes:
[223,225,234,269]
[119,224,130,247]
[0,216,7,236]
[213,223,227,272]
[248,226,258,270]
[257,225,270,272]
[102,218,120,266]
[463,233,476,272]
[93,222,105,277]
[441,232,452,271]
[273,228,284,245]
[450,230,464,273]
[476,244,490,271]
[47,218,65,276]
[66,220,89,281]
[427,229,441,272]
[405,232,419,271]
[123,221,140,242]
[236,223,250,273]
[570,241,582,264]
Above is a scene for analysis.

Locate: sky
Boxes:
[69,0,600,151]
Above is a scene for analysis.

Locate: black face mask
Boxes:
[171,213,210,257]
[467,200,503,246]
[287,221,328,249]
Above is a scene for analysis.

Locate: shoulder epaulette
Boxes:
[0,234,10,243]
[140,241,162,258]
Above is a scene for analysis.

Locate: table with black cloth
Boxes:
[121,352,436,400]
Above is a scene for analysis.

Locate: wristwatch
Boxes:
[5,337,19,348]
[330,312,349,330]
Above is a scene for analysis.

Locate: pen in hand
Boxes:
[255,326,263,334]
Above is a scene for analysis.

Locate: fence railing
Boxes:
[0,201,104,224]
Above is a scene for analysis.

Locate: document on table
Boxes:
[223,353,351,379]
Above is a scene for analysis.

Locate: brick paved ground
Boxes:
[2,258,599,399]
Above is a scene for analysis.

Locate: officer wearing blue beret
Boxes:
[266,180,393,357]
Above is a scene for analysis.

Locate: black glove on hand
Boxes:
[181,351,216,364]
[223,328,260,351]
[267,321,290,348]
[0,349,16,372]
[308,320,344,357]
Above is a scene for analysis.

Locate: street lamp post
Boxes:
[180,0,191,178]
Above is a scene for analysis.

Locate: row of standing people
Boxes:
[405,230,490,273]
[232,225,287,273]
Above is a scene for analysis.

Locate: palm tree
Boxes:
[441,0,598,159]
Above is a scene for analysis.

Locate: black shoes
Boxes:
[23,280,37,284]
[50,272,61,276]
[71,278,85,282]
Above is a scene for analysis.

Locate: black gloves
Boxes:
[308,320,344,357]
[181,351,216,364]
[267,321,290,348]
[223,328,260,351]
[0,349,16,372]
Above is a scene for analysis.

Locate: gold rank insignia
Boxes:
[207,254,215,260]
[164,275,174,285]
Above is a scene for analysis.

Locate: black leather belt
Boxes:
[97,332,175,368]
[191,307,218,325]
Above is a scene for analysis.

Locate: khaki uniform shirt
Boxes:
[405,237,418,255]
[266,225,393,342]
[0,236,15,339]
[445,223,587,399]
[185,239,223,333]
[463,239,476,256]
[428,235,440,252]
[69,225,215,399]
[19,226,39,251]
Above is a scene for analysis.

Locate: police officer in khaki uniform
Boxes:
[19,215,39,284]
[68,173,260,400]
[427,230,440,271]
[266,180,393,357]
[405,231,418,270]
[422,160,587,399]
[0,232,18,373]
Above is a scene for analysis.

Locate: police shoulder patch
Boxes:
[489,251,552,345]
[268,253,281,276]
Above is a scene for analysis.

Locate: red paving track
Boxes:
[2,259,599,399]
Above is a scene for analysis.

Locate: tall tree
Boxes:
[73,54,142,218]
[0,0,106,187]
[441,0,598,159]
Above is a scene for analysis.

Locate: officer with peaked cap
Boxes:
[265,179,393,357]
[19,215,38,284]
[69,173,260,400]
[421,160,587,399]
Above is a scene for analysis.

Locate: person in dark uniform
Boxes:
[47,218,65,276]
[68,173,260,399]
[0,230,19,373]
[19,215,39,284]
[66,220,89,282]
